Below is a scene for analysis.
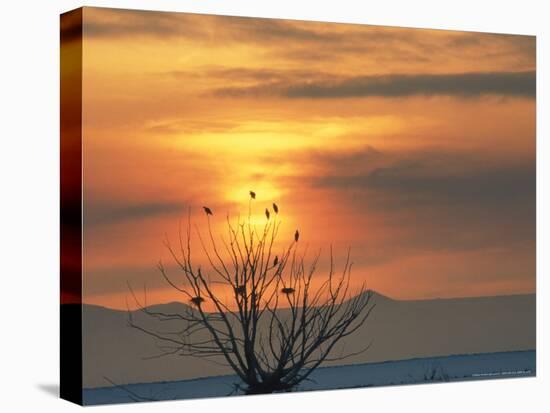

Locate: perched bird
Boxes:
[265,208,270,220]
[249,190,256,199]
[294,230,300,242]
[281,287,295,295]
[190,296,205,307]
[273,256,279,266]
[234,285,246,296]
[203,206,213,216]
[272,203,279,214]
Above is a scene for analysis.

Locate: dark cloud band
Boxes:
[85,201,185,226]
[215,71,536,99]
[286,71,536,98]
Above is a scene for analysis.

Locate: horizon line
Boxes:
[72,290,536,312]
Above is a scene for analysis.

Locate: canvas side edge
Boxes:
[60,7,84,406]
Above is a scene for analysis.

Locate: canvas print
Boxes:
[60,7,536,406]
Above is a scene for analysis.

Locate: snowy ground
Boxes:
[83,350,535,405]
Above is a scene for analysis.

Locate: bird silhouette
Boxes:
[249,190,256,199]
[273,203,279,214]
[234,285,246,296]
[203,206,213,216]
[281,287,295,295]
[190,296,205,306]
[294,230,300,242]
[273,256,279,266]
[265,208,270,220]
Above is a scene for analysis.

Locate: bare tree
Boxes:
[129,194,375,395]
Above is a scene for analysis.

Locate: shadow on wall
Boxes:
[37,384,59,398]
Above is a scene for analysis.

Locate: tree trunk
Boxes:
[245,381,293,395]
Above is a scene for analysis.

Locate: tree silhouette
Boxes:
[129,194,375,395]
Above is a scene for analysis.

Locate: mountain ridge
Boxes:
[77,290,536,313]
[80,292,536,388]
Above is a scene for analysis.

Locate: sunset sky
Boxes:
[76,7,535,309]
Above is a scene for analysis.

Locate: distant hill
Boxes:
[78,292,535,388]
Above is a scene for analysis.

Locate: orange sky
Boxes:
[77,7,536,309]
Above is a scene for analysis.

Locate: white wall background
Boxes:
[0,0,547,411]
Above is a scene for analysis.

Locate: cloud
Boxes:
[293,146,536,253]
[82,8,534,65]
[324,162,535,210]
[83,8,202,39]
[314,148,535,209]
[288,71,536,98]
[167,66,328,84]
[85,200,186,226]
[82,8,388,44]
[214,71,535,99]
[144,117,238,135]
[224,17,340,43]
[82,8,342,42]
